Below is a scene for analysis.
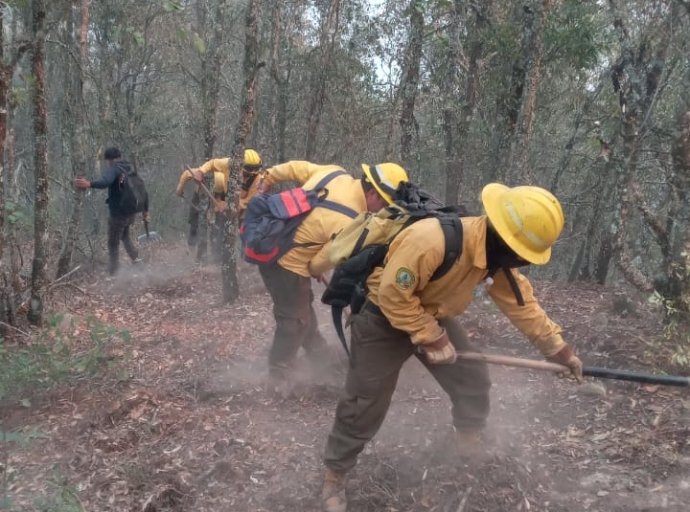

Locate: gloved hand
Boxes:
[421,330,457,365]
[547,344,583,383]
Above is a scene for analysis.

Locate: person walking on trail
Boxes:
[75,147,149,277]
[176,169,229,261]
[176,149,265,262]
[320,183,583,512]
[257,161,409,391]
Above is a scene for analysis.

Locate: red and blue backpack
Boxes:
[241,170,358,265]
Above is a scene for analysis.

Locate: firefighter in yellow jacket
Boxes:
[320,184,583,512]
[258,161,409,389]
[176,149,264,262]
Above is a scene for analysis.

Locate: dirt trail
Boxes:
[3,247,689,512]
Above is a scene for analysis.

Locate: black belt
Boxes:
[364,301,384,317]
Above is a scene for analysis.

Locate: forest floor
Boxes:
[2,243,690,512]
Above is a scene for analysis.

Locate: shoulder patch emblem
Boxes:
[395,267,416,290]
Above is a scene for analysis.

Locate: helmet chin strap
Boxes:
[485,224,526,306]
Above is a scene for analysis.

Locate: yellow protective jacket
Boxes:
[175,158,263,215]
[367,215,566,357]
[264,161,366,277]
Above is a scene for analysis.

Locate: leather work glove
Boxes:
[547,344,583,383]
[421,331,457,365]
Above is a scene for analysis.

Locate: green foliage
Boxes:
[133,31,145,48]
[0,316,131,403]
[544,0,608,70]
[1,429,48,449]
[5,202,29,228]
[163,0,184,12]
[193,34,206,55]
[33,467,83,512]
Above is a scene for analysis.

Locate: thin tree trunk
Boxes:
[305,0,340,160]
[399,0,424,170]
[57,0,90,278]
[441,1,461,205]
[196,0,226,263]
[445,1,488,205]
[28,0,50,325]
[0,11,14,327]
[489,4,530,182]
[222,0,261,304]
[269,0,293,163]
[516,0,551,182]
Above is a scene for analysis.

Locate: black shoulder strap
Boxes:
[312,170,347,191]
[486,266,526,306]
[431,216,463,281]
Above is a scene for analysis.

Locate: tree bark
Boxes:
[0,10,19,328]
[268,0,295,163]
[305,0,340,160]
[444,1,488,205]
[488,4,530,183]
[28,0,50,325]
[57,0,91,278]
[516,0,551,182]
[196,0,227,263]
[221,0,261,304]
[441,1,462,205]
[399,0,424,171]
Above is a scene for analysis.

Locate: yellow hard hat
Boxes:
[361,163,409,205]
[244,149,261,169]
[244,149,262,169]
[481,183,564,265]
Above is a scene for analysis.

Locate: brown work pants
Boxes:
[107,214,139,276]
[323,307,491,473]
[258,263,328,376]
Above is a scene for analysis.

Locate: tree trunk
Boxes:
[28,0,50,325]
[441,1,461,205]
[196,0,227,263]
[399,0,424,171]
[516,0,551,183]
[57,0,90,278]
[445,1,488,205]
[0,11,14,328]
[305,0,340,160]
[221,0,261,304]
[489,4,530,182]
[269,0,294,163]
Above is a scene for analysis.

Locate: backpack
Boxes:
[321,182,525,356]
[241,170,359,265]
[117,164,148,215]
[321,188,468,356]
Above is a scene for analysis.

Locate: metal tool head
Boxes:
[138,231,161,242]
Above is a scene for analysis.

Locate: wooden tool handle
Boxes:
[456,352,568,373]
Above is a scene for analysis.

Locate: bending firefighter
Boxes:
[320,183,583,512]
[257,161,409,391]
[175,149,265,262]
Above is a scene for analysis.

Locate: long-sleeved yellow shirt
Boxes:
[176,158,263,216]
[175,159,229,195]
[264,161,366,277]
[367,215,566,356]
